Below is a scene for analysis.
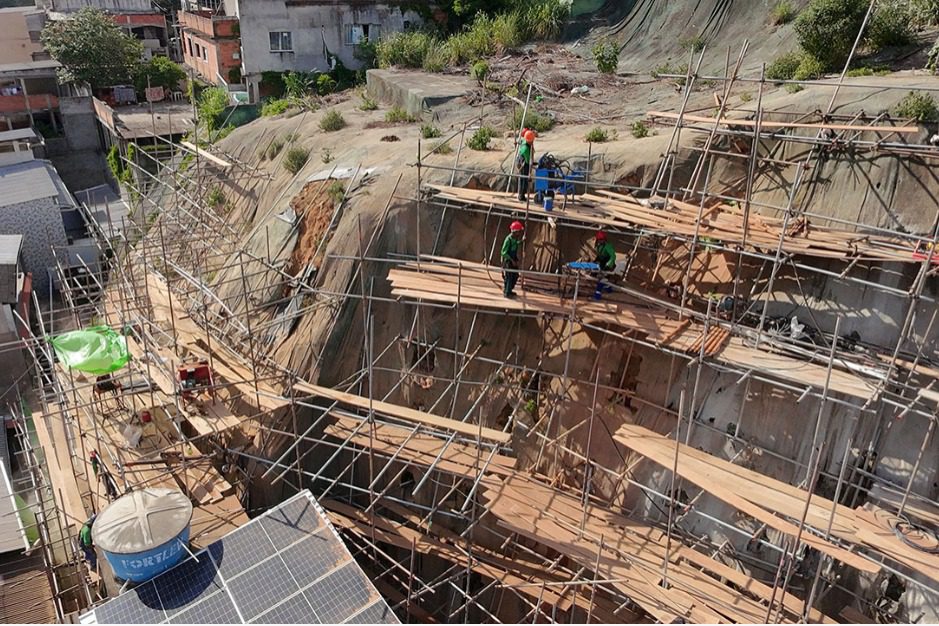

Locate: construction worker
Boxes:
[501,221,524,298]
[79,514,97,570]
[516,129,536,202]
[593,231,616,299]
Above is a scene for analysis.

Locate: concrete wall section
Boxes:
[240,2,421,101]
[0,7,45,65]
[59,96,100,152]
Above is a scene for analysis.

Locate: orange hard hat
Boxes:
[510,220,525,232]
[595,230,607,241]
[523,129,536,143]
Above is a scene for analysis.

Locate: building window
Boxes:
[194,42,201,58]
[202,46,208,61]
[344,24,378,46]
[269,31,292,52]
[187,36,193,57]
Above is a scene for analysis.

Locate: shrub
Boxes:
[319,109,346,132]
[511,106,555,133]
[630,120,650,138]
[785,83,805,93]
[207,186,225,207]
[470,59,490,84]
[283,71,313,98]
[679,34,707,53]
[421,124,442,139]
[197,87,228,133]
[267,137,284,160]
[375,30,437,68]
[793,0,868,70]
[911,0,939,25]
[386,106,416,123]
[771,1,797,25]
[592,39,619,74]
[794,54,825,80]
[846,64,890,76]
[321,148,333,163]
[894,91,939,122]
[766,51,802,81]
[492,12,522,52]
[652,62,688,80]
[433,140,453,155]
[359,92,378,110]
[585,127,610,143]
[739,91,753,102]
[283,146,310,174]
[316,73,338,95]
[467,126,495,150]
[445,19,493,66]
[519,0,570,40]
[327,180,345,204]
[928,38,939,73]
[422,46,448,72]
[867,1,914,51]
[261,98,291,117]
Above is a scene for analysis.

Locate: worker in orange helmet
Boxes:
[516,129,537,202]
[501,220,524,298]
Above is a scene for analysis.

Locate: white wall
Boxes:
[238,1,421,101]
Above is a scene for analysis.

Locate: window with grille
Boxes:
[269,31,293,52]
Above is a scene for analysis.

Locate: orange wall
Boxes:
[0,8,43,65]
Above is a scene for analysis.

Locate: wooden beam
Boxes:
[647,111,920,134]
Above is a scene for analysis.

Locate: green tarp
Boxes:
[50,326,129,375]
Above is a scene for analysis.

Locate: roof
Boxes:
[0,128,38,143]
[0,235,23,266]
[0,551,57,623]
[0,427,29,554]
[80,490,399,624]
[0,160,75,209]
[0,59,60,75]
[75,185,131,238]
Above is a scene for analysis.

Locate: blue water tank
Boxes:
[92,488,193,582]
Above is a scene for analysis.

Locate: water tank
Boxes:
[93,488,193,582]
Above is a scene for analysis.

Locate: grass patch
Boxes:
[894,91,939,122]
[358,92,378,111]
[679,34,707,53]
[319,109,346,132]
[766,51,802,81]
[785,83,804,93]
[846,64,891,77]
[385,106,416,123]
[652,62,689,84]
[585,127,610,143]
[207,186,225,207]
[432,140,453,155]
[771,1,797,25]
[327,180,346,204]
[467,126,495,151]
[630,120,650,139]
[321,148,333,164]
[421,124,442,139]
[739,91,753,103]
[261,98,291,117]
[283,146,310,175]
[511,106,555,133]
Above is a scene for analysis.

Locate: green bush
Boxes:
[651,62,689,80]
[422,46,448,72]
[911,0,939,25]
[928,37,939,73]
[445,18,494,65]
[283,146,310,174]
[319,109,346,132]
[771,1,797,25]
[894,91,939,122]
[867,0,914,51]
[421,124,442,139]
[261,98,291,117]
[283,71,313,98]
[766,51,803,81]
[316,73,338,95]
[207,186,225,207]
[492,12,522,52]
[432,140,453,155]
[327,180,346,204]
[358,92,378,110]
[197,87,228,133]
[585,127,610,143]
[679,34,706,53]
[794,54,825,80]
[519,0,570,40]
[846,63,890,76]
[134,56,185,95]
[785,83,805,93]
[630,120,650,139]
[467,126,495,150]
[592,39,619,74]
[376,30,437,68]
[511,106,555,133]
[793,0,868,70]
[385,106,416,123]
[739,91,753,102]
[470,59,490,84]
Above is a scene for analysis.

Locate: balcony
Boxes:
[0,93,58,115]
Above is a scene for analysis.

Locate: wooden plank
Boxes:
[647,111,920,134]
[33,412,86,530]
[296,381,510,444]
[180,141,232,168]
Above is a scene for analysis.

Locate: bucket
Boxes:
[543,196,554,212]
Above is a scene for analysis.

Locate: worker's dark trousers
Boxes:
[517,162,530,200]
[503,267,518,296]
[82,546,97,569]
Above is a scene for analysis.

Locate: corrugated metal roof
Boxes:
[0,235,23,266]
[0,552,57,624]
[0,160,64,208]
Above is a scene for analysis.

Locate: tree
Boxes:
[134,56,186,95]
[41,7,143,89]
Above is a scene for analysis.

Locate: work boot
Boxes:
[593,291,602,301]
[517,195,526,203]
[505,292,516,299]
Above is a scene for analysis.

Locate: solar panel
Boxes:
[81,491,399,625]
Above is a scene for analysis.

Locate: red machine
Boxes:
[176,360,215,400]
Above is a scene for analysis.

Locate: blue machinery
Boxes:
[533,154,586,204]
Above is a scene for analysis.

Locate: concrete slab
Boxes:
[366,69,474,118]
